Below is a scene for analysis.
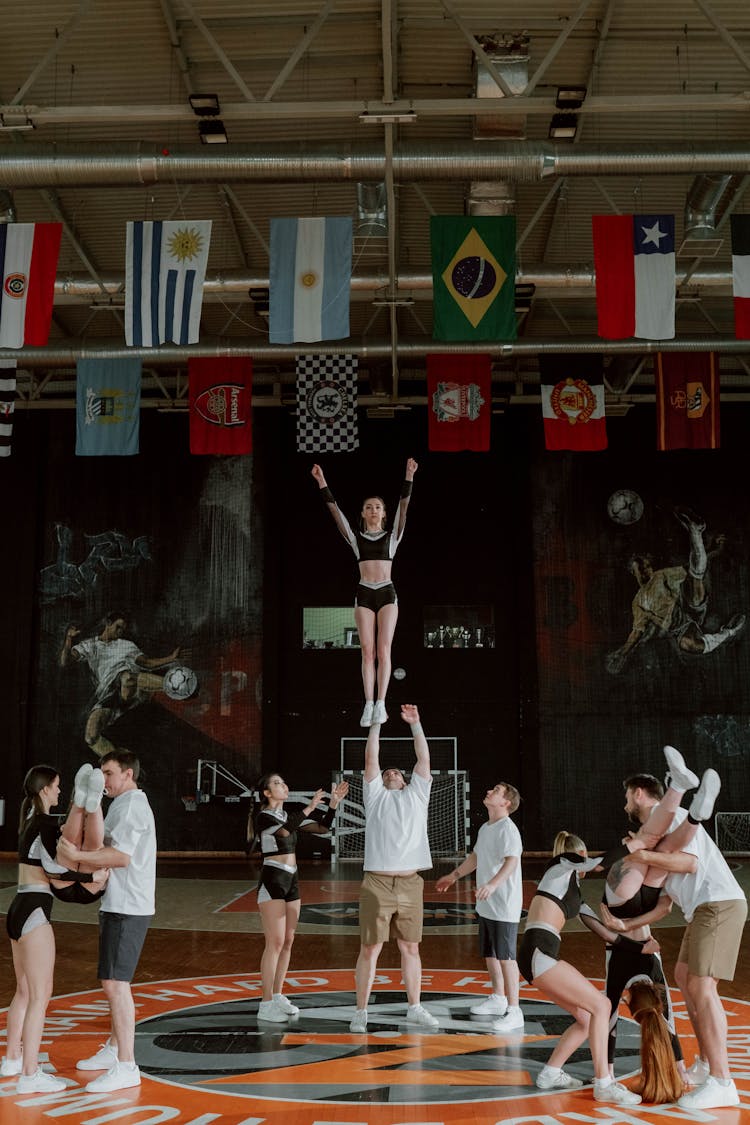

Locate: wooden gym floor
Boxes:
[1,856,749,1125]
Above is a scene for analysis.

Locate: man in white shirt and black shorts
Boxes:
[59,748,156,1093]
[350,704,438,1034]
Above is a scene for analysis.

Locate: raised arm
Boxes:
[311,463,357,547]
[60,624,81,667]
[401,702,430,779]
[394,457,418,540]
[364,722,381,782]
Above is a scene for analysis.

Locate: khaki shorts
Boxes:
[678,898,747,981]
[359,872,424,944]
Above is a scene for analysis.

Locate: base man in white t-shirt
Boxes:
[609,771,747,1111]
[350,704,437,1034]
[58,748,156,1094]
[436,782,524,1031]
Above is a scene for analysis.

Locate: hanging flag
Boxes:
[426,354,491,451]
[431,216,516,341]
[189,357,253,454]
[76,358,141,456]
[0,222,62,348]
[730,214,750,339]
[655,352,720,451]
[0,361,16,457]
[296,354,358,453]
[593,214,675,340]
[125,220,212,347]
[539,354,607,451]
[269,217,352,344]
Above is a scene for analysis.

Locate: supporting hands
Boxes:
[405,458,418,480]
[311,464,327,488]
[400,703,420,726]
[329,780,349,807]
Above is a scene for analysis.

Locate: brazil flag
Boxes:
[431,216,516,341]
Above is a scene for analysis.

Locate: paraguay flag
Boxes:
[269,217,352,344]
[125,220,212,346]
[593,214,675,340]
[0,223,62,348]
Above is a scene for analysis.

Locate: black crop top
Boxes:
[19,811,94,883]
[256,802,336,859]
[535,851,603,920]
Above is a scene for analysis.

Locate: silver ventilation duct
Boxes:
[680,173,745,256]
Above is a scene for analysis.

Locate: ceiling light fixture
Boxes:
[548,113,578,140]
[555,85,587,110]
[199,119,228,144]
[359,110,417,125]
[189,93,221,116]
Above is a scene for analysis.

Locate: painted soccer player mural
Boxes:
[60,611,196,756]
[606,508,745,674]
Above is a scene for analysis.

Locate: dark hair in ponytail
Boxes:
[19,765,59,832]
[246,773,282,854]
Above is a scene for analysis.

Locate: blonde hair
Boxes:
[627,980,683,1103]
[553,830,586,856]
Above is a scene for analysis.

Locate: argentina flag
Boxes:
[269,217,352,344]
[125,220,212,346]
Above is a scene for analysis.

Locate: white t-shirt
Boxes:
[73,636,143,698]
[664,821,745,923]
[474,816,523,923]
[102,788,156,916]
[363,770,432,872]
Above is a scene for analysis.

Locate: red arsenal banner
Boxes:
[655,352,720,451]
[189,357,252,454]
[426,354,491,451]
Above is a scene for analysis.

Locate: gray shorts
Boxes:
[98,911,152,982]
[478,917,519,961]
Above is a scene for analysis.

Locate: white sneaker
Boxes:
[686,1055,710,1085]
[16,1069,67,1094]
[536,1068,583,1090]
[406,1004,439,1029]
[594,1080,642,1105]
[257,998,288,1022]
[273,994,300,1015]
[0,1055,22,1077]
[86,768,106,813]
[470,994,508,1016]
[372,700,388,725]
[85,1062,141,1093]
[491,1007,525,1033]
[678,1076,740,1109]
[73,762,94,808]
[689,769,721,822]
[77,1041,118,1070]
[663,745,699,792]
[360,701,374,728]
[349,1009,368,1033]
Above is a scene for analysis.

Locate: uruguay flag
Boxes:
[0,223,62,348]
[269,217,352,344]
[593,214,675,340]
[126,220,212,346]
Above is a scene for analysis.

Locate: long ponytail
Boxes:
[627,980,683,1103]
[19,765,58,833]
[553,830,587,856]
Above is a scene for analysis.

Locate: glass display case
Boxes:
[423,606,495,648]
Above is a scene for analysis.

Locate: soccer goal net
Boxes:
[331,769,470,861]
[715,812,750,857]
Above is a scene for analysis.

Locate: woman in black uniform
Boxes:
[519,831,642,1106]
[253,773,348,1022]
[311,458,417,727]
[4,764,108,1093]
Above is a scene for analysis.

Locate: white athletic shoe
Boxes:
[372,700,388,725]
[663,745,699,793]
[406,1004,439,1029]
[349,1009,368,1033]
[686,1055,710,1085]
[273,994,300,1015]
[73,762,94,808]
[593,1080,642,1105]
[257,998,289,1023]
[0,1055,22,1077]
[85,1062,141,1093]
[359,701,374,728]
[689,769,721,822]
[470,994,508,1016]
[678,1076,740,1110]
[536,1068,583,1090]
[77,1041,118,1070]
[85,768,106,813]
[16,1069,66,1094]
[491,1006,525,1033]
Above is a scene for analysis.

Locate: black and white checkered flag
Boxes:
[296,354,359,453]
[0,361,16,457]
